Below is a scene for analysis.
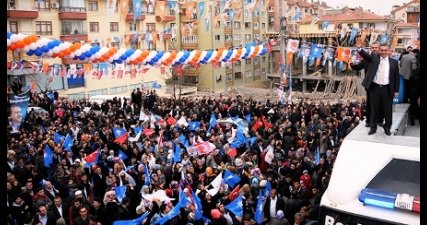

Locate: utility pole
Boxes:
[279,0,287,103]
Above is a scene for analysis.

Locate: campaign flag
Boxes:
[118,149,128,161]
[8,92,31,133]
[142,128,155,137]
[188,121,201,131]
[166,116,177,126]
[189,141,215,155]
[254,191,263,224]
[261,116,272,130]
[115,185,127,203]
[245,114,251,123]
[227,184,240,201]
[264,180,272,197]
[144,164,150,186]
[83,149,100,168]
[173,143,182,163]
[46,92,55,102]
[228,147,237,158]
[207,113,217,133]
[128,126,143,142]
[113,127,128,144]
[313,146,321,165]
[62,134,73,151]
[224,170,241,188]
[154,189,188,225]
[179,134,190,147]
[177,116,188,127]
[44,145,54,167]
[113,211,150,225]
[252,118,263,132]
[139,110,150,122]
[39,179,47,188]
[54,132,65,144]
[225,194,243,217]
[192,191,203,220]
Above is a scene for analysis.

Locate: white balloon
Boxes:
[207,51,217,63]
[7,39,11,47]
[69,53,75,58]
[75,50,82,56]
[10,34,19,42]
[30,43,38,50]
[53,47,60,54]
[199,51,207,63]
[172,51,184,64]
[23,46,30,52]
[47,50,54,56]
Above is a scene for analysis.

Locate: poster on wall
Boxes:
[8,92,31,133]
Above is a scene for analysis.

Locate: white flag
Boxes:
[139,110,150,122]
[128,130,142,142]
[177,116,188,127]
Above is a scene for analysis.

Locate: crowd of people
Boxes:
[7,87,367,225]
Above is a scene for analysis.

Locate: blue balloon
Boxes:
[85,51,92,57]
[35,48,43,56]
[48,41,56,49]
[42,45,50,52]
[73,56,79,60]
[90,46,100,54]
[27,50,34,56]
[116,59,122,64]
[79,55,86,60]
[7,32,12,39]
[120,55,128,60]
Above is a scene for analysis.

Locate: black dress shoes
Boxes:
[384,130,391,136]
[368,129,376,135]
[365,123,370,127]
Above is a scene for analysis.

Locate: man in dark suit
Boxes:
[32,204,58,225]
[263,188,285,224]
[351,41,383,127]
[357,42,400,135]
[50,196,69,222]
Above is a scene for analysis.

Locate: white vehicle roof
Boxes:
[320,105,420,225]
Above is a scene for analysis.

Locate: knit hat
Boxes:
[276,210,285,219]
[211,209,221,219]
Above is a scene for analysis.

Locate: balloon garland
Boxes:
[7,32,269,66]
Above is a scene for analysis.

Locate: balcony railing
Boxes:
[59,7,86,12]
[182,35,197,43]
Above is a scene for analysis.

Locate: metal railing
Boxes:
[59,7,86,12]
[182,35,197,43]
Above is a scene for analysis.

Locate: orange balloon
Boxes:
[64,49,71,55]
[24,37,32,45]
[16,41,25,49]
[58,52,65,58]
[9,43,17,51]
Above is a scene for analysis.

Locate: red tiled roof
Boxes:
[297,1,312,8]
[391,0,419,13]
[320,9,390,22]
[394,22,418,28]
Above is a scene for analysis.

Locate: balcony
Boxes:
[182,68,199,77]
[59,7,87,20]
[60,33,88,42]
[182,35,198,49]
[126,13,146,21]
[7,9,38,19]
[155,15,176,22]
[125,33,146,41]
[158,33,173,39]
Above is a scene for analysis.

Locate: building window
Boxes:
[10,21,18,33]
[129,22,137,31]
[245,34,251,41]
[235,72,242,79]
[60,0,86,11]
[184,76,198,84]
[234,22,241,29]
[88,1,98,11]
[215,35,221,41]
[246,59,252,65]
[8,0,15,9]
[245,70,253,78]
[262,68,266,74]
[235,61,241,66]
[88,88,108,97]
[110,85,128,94]
[262,23,266,29]
[146,23,156,32]
[367,23,375,29]
[245,22,251,28]
[36,21,52,35]
[234,34,241,41]
[89,22,99,32]
[110,22,119,32]
[147,41,156,50]
[225,34,232,41]
[226,74,233,82]
[62,20,85,34]
[262,56,266,62]
[35,0,50,11]
[253,22,259,29]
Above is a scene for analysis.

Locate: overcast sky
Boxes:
[321,0,409,15]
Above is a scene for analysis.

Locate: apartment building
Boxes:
[7,0,272,98]
[390,0,420,24]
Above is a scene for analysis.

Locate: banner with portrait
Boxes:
[8,92,31,133]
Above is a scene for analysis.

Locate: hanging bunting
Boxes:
[108,0,117,17]
[380,34,390,45]
[133,0,143,23]
[348,28,359,45]
[120,0,130,21]
[322,21,329,30]
[198,2,205,19]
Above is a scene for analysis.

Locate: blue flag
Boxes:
[154,189,188,225]
[224,170,241,188]
[191,191,203,220]
[39,179,47,188]
[54,132,64,144]
[113,211,150,225]
[44,145,54,167]
[62,134,73,151]
[245,114,251,123]
[254,191,263,224]
[152,81,162,89]
[188,121,201,131]
[314,146,321,165]
[225,194,243,217]
[173,143,182,163]
[46,92,55,102]
[264,180,272,197]
[133,126,143,135]
[178,134,190,147]
[113,127,127,138]
[118,149,128,161]
[144,164,150,186]
[207,113,217,133]
[115,185,126,203]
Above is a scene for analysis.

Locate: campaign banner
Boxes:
[8,92,31,133]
